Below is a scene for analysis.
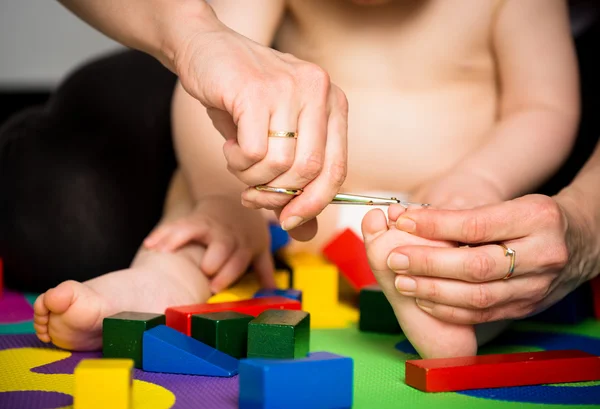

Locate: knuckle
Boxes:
[424,253,438,276]
[296,151,324,182]
[274,73,296,94]
[476,308,494,323]
[243,145,267,164]
[534,198,564,227]
[469,284,495,309]
[425,281,440,299]
[465,252,496,281]
[266,153,294,173]
[327,159,347,188]
[461,215,491,243]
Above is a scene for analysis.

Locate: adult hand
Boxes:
[386,192,600,324]
[174,17,348,240]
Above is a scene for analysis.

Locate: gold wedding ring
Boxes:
[497,243,516,280]
[268,130,298,138]
[255,185,303,195]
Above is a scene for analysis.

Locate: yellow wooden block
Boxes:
[208,291,241,304]
[285,252,339,325]
[309,301,359,329]
[74,358,133,409]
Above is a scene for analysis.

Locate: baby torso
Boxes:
[274,0,502,252]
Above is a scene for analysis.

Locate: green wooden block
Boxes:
[359,285,402,334]
[247,310,310,359]
[191,311,254,359]
[102,311,165,368]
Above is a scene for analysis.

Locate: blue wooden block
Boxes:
[269,223,290,253]
[253,288,302,302]
[142,325,238,377]
[239,351,353,409]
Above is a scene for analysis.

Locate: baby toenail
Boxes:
[395,275,416,293]
[388,253,409,271]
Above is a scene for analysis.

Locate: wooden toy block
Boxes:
[323,228,377,291]
[528,283,593,324]
[247,310,310,359]
[143,325,239,376]
[207,270,290,304]
[102,311,165,368]
[239,351,353,409]
[286,252,338,327]
[592,276,600,319]
[254,288,302,302]
[405,349,600,392]
[359,285,401,334]
[166,296,301,335]
[191,311,254,358]
[74,358,133,409]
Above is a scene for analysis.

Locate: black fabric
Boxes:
[0,50,178,292]
[537,15,600,196]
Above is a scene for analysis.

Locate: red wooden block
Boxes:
[166,296,302,335]
[405,349,600,392]
[592,276,600,319]
[322,228,377,291]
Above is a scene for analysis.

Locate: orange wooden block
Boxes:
[166,296,301,335]
[405,349,600,392]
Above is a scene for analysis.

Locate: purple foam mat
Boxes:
[0,291,34,323]
[0,334,238,409]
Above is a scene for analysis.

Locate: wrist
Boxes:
[554,186,600,282]
[152,0,224,73]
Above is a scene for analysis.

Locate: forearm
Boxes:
[452,108,578,199]
[57,0,221,72]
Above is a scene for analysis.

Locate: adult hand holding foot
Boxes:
[386,184,600,325]
[57,0,349,240]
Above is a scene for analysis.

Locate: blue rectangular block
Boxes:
[143,325,238,377]
[253,288,302,302]
[239,351,353,409]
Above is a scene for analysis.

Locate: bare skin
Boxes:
[169,0,578,359]
[33,172,213,351]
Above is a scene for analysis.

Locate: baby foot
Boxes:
[33,245,212,351]
[34,280,110,351]
[362,208,477,359]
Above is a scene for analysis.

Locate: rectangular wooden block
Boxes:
[74,358,133,409]
[405,349,600,392]
[286,253,338,320]
[239,351,353,409]
[102,311,165,368]
[359,285,401,334]
[191,311,254,359]
[143,325,239,376]
[323,228,377,291]
[247,310,310,359]
[254,288,302,302]
[166,296,302,335]
[592,276,600,319]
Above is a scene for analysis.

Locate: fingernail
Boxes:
[395,275,416,294]
[396,217,416,233]
[282,216,304,231]
[416,299,434,311]
[387,253,409,271]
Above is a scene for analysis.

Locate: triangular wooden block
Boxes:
[142,325,239,377]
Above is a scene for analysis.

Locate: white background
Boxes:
[0,1,122,89]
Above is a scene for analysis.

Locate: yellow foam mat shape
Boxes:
[0,348,175,409]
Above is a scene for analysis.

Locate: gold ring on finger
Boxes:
[268,130,298,138]
[497,243,516,280]
[254,185,303,196]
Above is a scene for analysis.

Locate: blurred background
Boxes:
[0,0,598,196]
[0,1,122,123]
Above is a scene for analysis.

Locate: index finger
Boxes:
[396,195,546,243]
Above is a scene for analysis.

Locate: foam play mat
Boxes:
[1,288,600,409]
